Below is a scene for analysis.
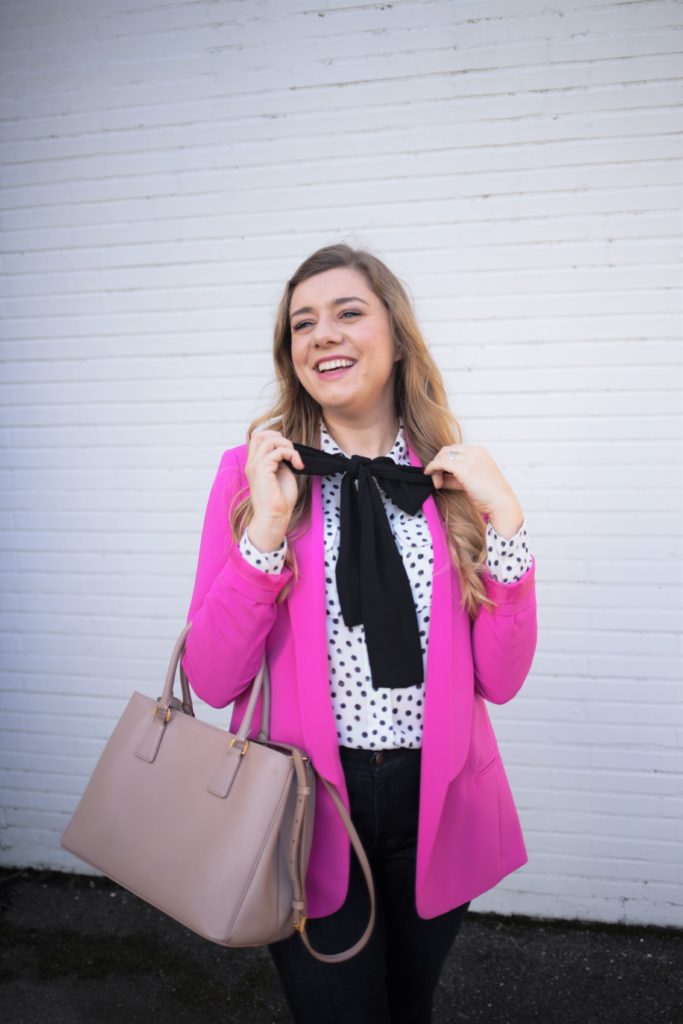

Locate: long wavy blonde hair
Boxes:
[228,243,496,617]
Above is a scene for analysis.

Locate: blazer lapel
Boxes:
[288,472,346,786]
[403,433,475,881]
[404,432,474,786]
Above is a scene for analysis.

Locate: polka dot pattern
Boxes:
[239,416,533,750]
[485,518,532,581]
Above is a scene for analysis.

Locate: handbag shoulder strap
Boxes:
[287,748,376,964]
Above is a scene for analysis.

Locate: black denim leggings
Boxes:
[267,744,471,1024]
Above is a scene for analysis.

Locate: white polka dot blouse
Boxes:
[238,416,533,750]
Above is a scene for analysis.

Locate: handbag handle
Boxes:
[162,623,377,964]
[173,622,271,740]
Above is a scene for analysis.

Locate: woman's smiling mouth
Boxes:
[315,358,357,379]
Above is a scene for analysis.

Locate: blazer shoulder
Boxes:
[217,442,249,473]
[206,445,249,505]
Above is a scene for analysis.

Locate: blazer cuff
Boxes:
[224,542,293,604]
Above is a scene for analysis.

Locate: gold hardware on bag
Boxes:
[229,737,249,756]
[295,915,307,933]
[153,705,171,722]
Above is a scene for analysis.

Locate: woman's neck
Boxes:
[322,412,401,459]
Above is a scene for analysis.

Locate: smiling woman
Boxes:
[287,267,402,443]
[181,242,537,1024]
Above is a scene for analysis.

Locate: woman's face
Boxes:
[289,266,401,417]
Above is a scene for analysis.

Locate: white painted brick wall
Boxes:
[1,0,681,928]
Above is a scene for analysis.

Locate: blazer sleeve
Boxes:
[180,447,294,708]
[471,555,538,705]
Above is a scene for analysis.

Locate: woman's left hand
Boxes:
[423,444,523,526]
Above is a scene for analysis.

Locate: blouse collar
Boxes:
[319,414,408,463]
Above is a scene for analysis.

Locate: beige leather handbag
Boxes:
[60,622,376,963]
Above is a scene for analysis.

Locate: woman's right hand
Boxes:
[245,429,305,538]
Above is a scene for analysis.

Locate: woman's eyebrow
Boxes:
[289,296,370,320]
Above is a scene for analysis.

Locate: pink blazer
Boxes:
[181,434,538,920]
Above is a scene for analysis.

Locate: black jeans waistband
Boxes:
[338,744,422,767]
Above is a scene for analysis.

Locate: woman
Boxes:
[181,243,538,1023]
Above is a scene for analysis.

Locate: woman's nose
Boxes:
[311,315,343,344]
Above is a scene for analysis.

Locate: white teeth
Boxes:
[317,359,355,372]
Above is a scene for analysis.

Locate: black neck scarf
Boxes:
[284,442,437,690]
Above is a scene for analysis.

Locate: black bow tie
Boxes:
[284,443,437,690]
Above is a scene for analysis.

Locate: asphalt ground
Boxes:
[1,867,681,1024]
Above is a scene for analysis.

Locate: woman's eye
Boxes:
[293,310,360,331]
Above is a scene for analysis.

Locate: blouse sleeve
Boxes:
[485,517,533,584]
[239,528,288,575]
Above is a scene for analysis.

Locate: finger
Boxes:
[264,442,293,460]
[250,430,305,469]
[251,429,284,447]
[251,430,304,471]
[291,449,305,469]
[266,443,304,469]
